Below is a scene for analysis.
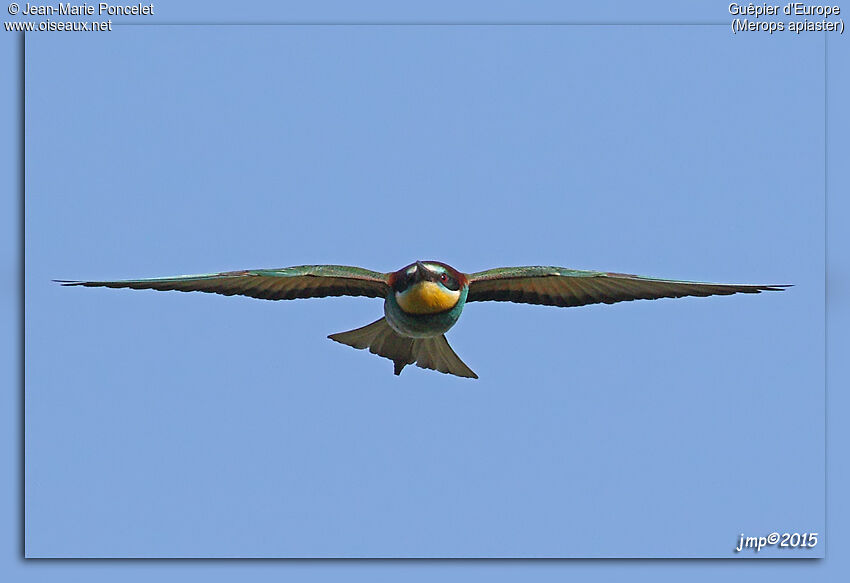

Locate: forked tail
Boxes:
[328,318,478,379]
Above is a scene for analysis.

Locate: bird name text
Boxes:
[729,3,845,34]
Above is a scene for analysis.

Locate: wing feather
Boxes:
[57,265,390,301]
[467,266,788,308]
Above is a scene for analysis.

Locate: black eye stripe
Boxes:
[441,275,460,291]
[394,265,461,292]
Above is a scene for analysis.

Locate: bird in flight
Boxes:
[59,261,788,379]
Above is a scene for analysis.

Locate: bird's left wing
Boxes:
[57,265,390,301]
[466,266,788,308]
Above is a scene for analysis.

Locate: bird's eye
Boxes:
[440,273,448,282]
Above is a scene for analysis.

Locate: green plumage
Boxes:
[467,266,787,308]
[328,318,477,379]
[58,265,389,301]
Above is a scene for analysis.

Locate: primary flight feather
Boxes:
[59,261,788,379]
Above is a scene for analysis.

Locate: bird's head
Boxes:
[389,261,468,315]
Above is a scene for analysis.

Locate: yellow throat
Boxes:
[395,281,461,315]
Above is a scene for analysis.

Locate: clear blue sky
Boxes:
[6,0,849,580]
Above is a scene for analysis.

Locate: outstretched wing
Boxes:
[466,266,788,308]
[57,265,390,301]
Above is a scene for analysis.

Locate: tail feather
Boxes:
[328,318,478,379]
[411,334,478,379]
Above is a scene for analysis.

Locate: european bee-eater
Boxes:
[59,261,788,379]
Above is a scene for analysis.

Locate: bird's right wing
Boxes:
[57,265,390,301]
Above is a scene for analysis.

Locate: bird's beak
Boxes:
[413,261,429,282]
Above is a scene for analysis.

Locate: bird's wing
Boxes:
[466,266,789,308]
[57,265,390,301]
